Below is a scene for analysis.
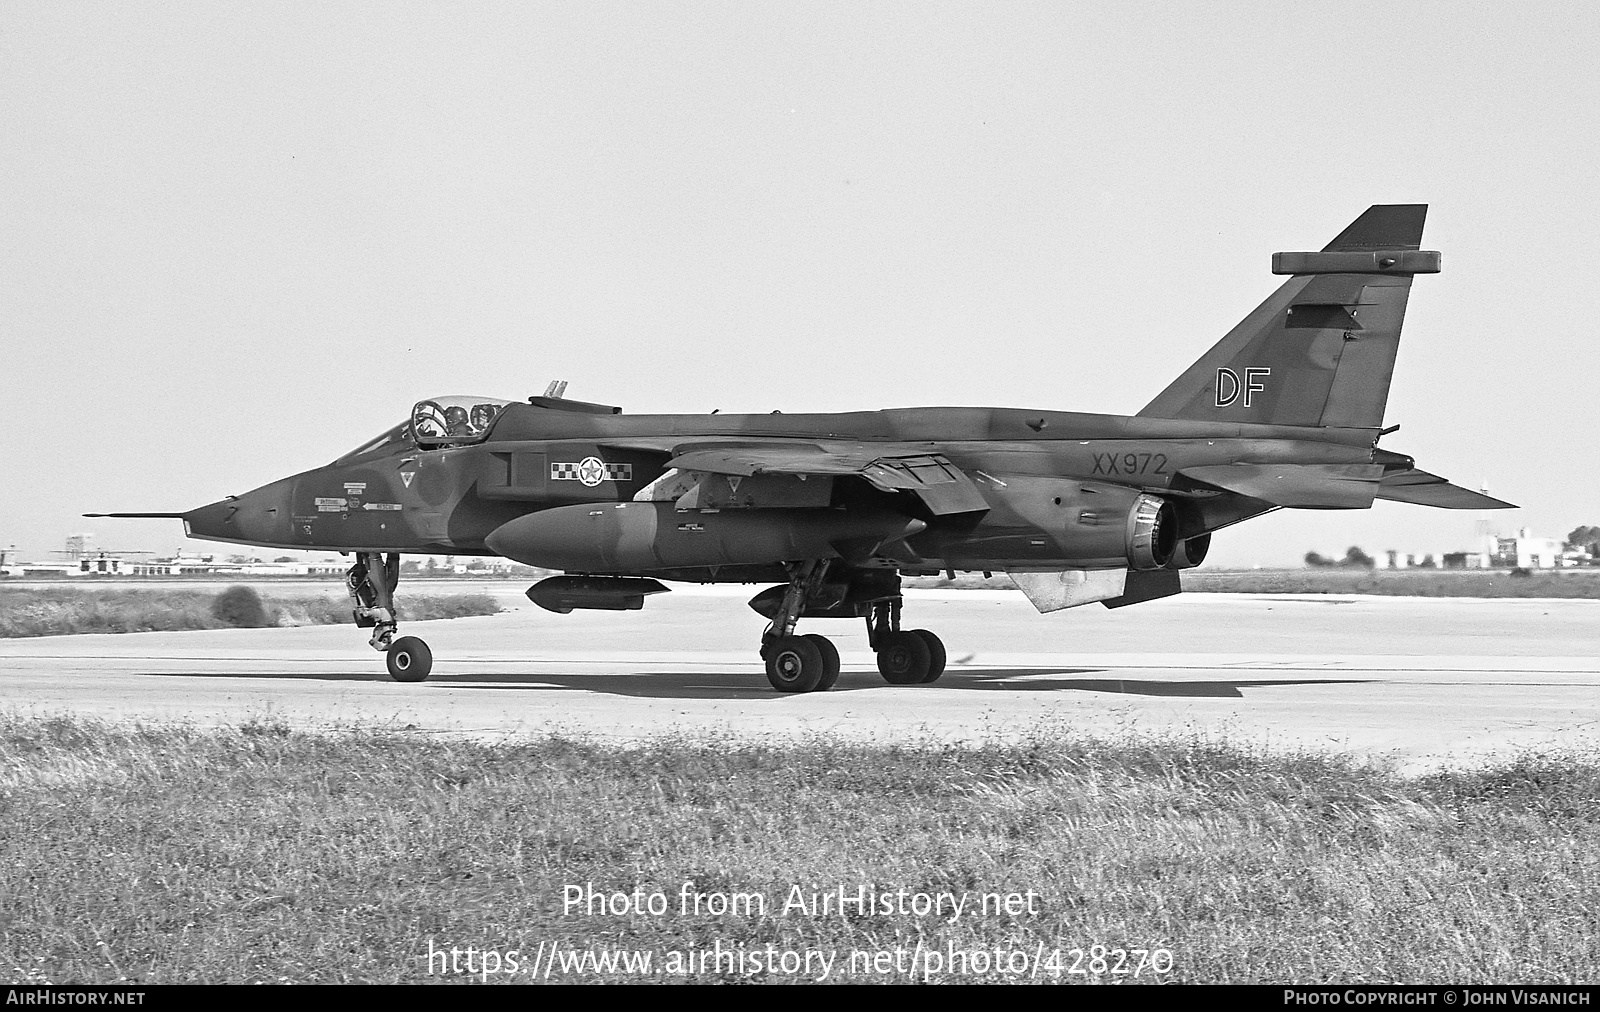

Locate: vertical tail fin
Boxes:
[1138,204,1438,429]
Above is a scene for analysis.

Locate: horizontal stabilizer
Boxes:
[1376,469,1516,509]
[1178,463,1383,509]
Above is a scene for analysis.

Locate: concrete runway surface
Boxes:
[2,583,1597,771]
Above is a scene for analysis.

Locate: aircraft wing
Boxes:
[1375,468,1516,509]
[667,441,871,476]
[662,440,991,515]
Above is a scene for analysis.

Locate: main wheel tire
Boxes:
[386,636,433,682]
[876,630,931,685]
[765,635,824,693]
[805,634,841,691]
[910,629,946,683]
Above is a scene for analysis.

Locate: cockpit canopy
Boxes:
[333,396,513,464]
[410,396,512,447]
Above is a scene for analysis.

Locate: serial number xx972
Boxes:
[1089,452,1169,477]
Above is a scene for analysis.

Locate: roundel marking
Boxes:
[576,456,607,487]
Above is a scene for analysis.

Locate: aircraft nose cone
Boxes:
[182,478,296,546]
[181,499,237,542]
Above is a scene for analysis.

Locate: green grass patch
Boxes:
[0,587,501,638]
[1,717,1595,983]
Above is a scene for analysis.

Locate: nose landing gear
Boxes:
[385,635,433,682]
[348,552,432,682]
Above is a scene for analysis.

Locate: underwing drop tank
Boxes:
[526,575,670,613]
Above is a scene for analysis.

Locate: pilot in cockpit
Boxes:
[470,403,499,433]
[409,396,510,446]
[411,401,448,440]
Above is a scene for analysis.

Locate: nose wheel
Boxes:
[386,635,433,682]
[348,552,432,682]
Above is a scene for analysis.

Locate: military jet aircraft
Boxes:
[91,204,1512,691]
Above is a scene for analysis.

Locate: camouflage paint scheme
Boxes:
[161,205,1506,603]
[94,203,1511,690]
[183,408,1392,565]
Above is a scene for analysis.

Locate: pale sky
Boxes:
[3,2,1597,567]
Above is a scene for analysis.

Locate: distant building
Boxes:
[78,555,132,575]
[1485,528,1568,569]
[124,554,347,576]
[461,558,517,575]
[1380,528,1575,570]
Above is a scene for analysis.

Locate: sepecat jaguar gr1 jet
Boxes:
[91,204,1512,691]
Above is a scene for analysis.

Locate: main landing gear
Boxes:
[866,598,946,686]
[757,562,945,693]
[348,551,432,682]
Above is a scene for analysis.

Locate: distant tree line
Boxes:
[1569,526,1600,555]
[1302,528,1598,572]
[1304,546,1376,569]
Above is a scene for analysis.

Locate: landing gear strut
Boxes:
[760,560,840,693]
[754,563,946,692]
[348,552,431,682]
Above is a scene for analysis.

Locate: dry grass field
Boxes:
[1184,568,1600,598]
[0,587,500,638]
[908,568,1600,598]
[2,717,1595,984]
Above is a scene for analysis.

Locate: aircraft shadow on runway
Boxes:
[928,669,1376,698]
[136,668,1375,699]
[446,667,1375,699]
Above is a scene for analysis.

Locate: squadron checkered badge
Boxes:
[552,457,632,487]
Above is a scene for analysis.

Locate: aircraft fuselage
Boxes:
[181,404,1372,575]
